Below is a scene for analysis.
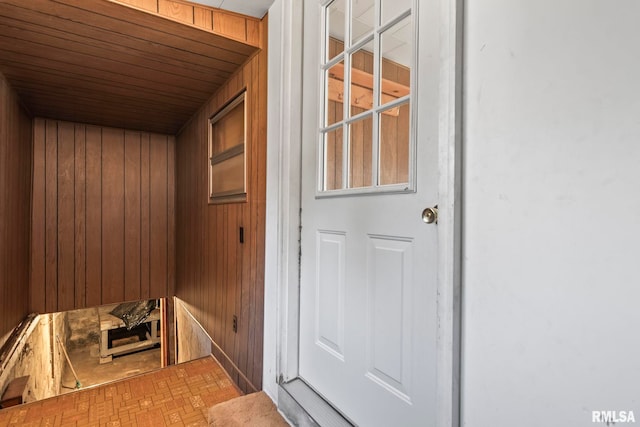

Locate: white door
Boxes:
[299,0,441,425]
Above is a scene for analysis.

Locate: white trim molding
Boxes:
[436,0,464,425]
[264,0,304,401]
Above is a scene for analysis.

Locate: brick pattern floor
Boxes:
[0,356,241,426]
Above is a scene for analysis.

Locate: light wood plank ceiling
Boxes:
[0,0,258,134]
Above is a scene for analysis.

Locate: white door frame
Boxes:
[263,0,463,425]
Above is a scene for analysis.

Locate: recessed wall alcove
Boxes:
[0,0,267,402]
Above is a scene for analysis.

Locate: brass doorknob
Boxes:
[422,205,438,224]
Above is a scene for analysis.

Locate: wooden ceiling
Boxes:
[0,0,259,134]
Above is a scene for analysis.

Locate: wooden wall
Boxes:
[0,73,32,340]
[114,0,261,47]
[30,119,175,314]
[175,17,267,394]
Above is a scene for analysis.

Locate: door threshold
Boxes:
[278,378,354,427]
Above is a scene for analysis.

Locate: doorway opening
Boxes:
[0,298,171,407]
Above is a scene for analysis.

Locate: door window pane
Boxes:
[379,101,410,186]
[381,0,411,25]
[324,127,344,191]
[320,0,414,194]
[351,0,375,44]
[348,114,373,188]
[350,39,375,115]
[380,16,411,108]
[327,0,346,62]
[326,60,345,126]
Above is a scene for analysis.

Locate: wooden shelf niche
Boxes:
[209,90,247,203]
[327,63,410,116]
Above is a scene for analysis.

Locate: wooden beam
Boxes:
[326,63,410,116]
[329,63,410,98]
[327,77,401,117]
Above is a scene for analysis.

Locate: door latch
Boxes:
[422,205,438,224]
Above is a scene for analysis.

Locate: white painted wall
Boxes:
[463,1,640,426]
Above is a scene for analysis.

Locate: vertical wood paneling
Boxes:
[193,6,213,30]
[140,134,151,298]
[150,134,169,299]
[57,121,76,311]
[31,119,46,314]
[118,0,158,13]
[45,120,58,313]
[85,125,102,308]
[0,79,7,327]
[167,136,176,297]
[30,120,175,313]
[101,128,125,304]
[125,131,141,302]
[0,73,32,338]
[175,16,267,393]
[74,125,86,308]
[158,0,193,24]
[213,11,246,42]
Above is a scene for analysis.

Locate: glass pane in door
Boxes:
[350,39,375,115]
[326,60,346,126]
[380,16,411,107]
[379,101,410,185]
[323,127,344,191]
[348,113,373,188]
[327,0,346,62]
[351,0,375,44]
[381,0,411,25]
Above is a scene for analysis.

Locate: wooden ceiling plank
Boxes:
[0,16,233,85]
[29,101,185,134]
[0,44,215,101]
[43,0,257,63]
[4,66,204,110]
[89,0,259,53]
[9,81,198,119]
[0,5,240,74]
[0,35,221,97]
[0,0,261,135]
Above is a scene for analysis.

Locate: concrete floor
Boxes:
[60,343,161,393]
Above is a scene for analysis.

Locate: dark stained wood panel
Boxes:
[149,134,169,299]
[101,127,126,304]
[125,131,142,302]
[57,121,76,311]
[74,124,87,308]
[31,119,46,314]
[45,120,58,313]
[0,0,259,134]
[30,119,176,314]
[175,16,267,394]
[0,73,32,339]
[140,134,151,299]
[85,125,103,309]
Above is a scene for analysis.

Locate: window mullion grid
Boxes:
[316,0,332,191]
[371,0,382,188]
[341,0,352,190]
